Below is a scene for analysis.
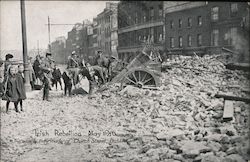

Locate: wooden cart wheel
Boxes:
[121,68,161,89]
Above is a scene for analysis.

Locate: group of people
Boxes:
[0,54,27,113]
[62,50,119,96]
[0,49,120,113]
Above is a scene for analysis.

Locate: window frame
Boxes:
[170,37,174,48]
[211,6,219,21]
[179,36,183,48]
[198,16,202,26]
[197,34,202,46]
[188,18,192,27]
[230,3,238,16]
[179,19,182,28]
[187,35,192,47]
[170,20,174,29]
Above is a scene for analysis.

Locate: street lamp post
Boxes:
[20,0,31,92]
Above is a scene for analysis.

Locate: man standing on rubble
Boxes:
[39,52,54,101]
[67,51,80,87]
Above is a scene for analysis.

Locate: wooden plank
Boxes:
[223,100,234,121]
[214,94,250,103]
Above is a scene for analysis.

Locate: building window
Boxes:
[211,7,219,21]
[187,35,192,47]
[230,3,238,15]
[150,7,154,20]
[228,27,237,45]
[197,34,202,46]
[159,5,163,17]
[179,19,182,28]
[211,29,219,46]
[179,36,183,47]
[135,12,138,24]
[198,16,202,26]
[170,20,174,29]
[143,12,146,23]
[170,37,174,48]
[188,18,192,27]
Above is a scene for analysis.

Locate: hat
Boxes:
[5,53,13,59]
[71,51,76,55]
[97,50,103,54]
[111,56,117,60]
[46,52,52,57]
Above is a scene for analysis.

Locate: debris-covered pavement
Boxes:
[1,55,249,162]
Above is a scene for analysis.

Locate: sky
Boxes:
[0,1,117,51]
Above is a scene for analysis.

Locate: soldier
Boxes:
[39,52,54,101]
[67,51,80,87]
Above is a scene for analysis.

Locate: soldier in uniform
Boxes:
[39,52,54,101]
[67,51,80,87]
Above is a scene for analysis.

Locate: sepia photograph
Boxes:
[0,1,250,161]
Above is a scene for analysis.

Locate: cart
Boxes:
[111,45,162,89]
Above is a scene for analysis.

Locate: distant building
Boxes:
[164,2,249,62]
[96,2,118,57]
[117,1,164,63]
[51,36,67,64]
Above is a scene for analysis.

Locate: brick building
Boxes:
[96,2,118,57]
[165,2,249,62]
[51,36,67,64]
[117,1,164,63]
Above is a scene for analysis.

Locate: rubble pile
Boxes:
[0,54,249,161]
[98,54,250,161]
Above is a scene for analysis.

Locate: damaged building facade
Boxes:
[165,2,250,62]
[51,2,249,64]
[117,1,164,63]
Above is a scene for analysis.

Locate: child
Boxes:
[52,65,63,90]
[62,70,73,96]
[17,64,27,111]
[3,65,20,113]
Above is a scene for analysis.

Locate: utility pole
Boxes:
[48,16,51,52]
[20,0,31,92]
[37,40,40,55]
[45,17,75,53]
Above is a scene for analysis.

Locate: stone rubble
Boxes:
[0,54,249,161]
